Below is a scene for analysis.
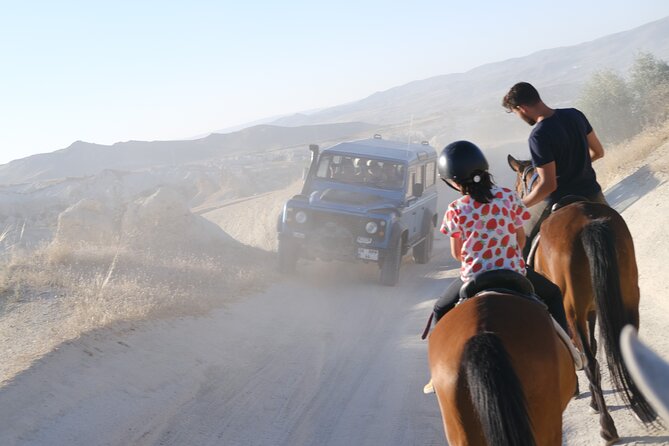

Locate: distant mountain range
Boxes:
[1,16,668,185]
[270,16,669,148]
[280,19,669,124]
[0,122,375,185]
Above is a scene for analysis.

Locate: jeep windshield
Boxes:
[315,154,405,190]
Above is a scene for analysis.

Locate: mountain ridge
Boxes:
[1,16,668,185]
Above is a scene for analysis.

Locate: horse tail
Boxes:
[460,332,536,446]
[581,218,657,423]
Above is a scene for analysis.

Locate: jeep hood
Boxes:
[308,188,400,214]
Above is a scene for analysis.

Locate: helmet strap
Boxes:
[441,177,461,192]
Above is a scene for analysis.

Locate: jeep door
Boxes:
[405,165,424,243]
[405,161,437,243]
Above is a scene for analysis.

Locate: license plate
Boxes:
[357,248,379,261]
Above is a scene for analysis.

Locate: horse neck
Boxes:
[524,204,543,233]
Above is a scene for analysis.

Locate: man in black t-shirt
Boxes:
[502,82,608,257]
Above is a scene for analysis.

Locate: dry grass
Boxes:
[0,239,274,383]
[596,119,669,190]
[3,241,271,320]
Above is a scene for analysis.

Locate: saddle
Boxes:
[550,194,589,212]
[459,269,585,370]
[459,269,537,301]
[420,270,543,341]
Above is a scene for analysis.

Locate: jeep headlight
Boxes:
[295,211,308,224]
[365,221,378,234]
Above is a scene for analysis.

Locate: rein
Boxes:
[521,166,539,198]
[421,312,434,340]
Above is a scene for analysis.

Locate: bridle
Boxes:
[520,165,539,198]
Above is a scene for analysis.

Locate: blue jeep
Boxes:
[277,136,439,286]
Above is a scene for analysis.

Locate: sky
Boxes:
[1,1,669,165]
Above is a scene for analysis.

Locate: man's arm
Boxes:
[522,162,557,208]
[587,130,605,162]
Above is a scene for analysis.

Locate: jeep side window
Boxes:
[407,165,426,198]
[407,167,417,198]
[425,161,436,187]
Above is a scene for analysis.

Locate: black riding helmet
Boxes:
[438,141,489,190]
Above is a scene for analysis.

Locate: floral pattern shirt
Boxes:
[440,186,532,282]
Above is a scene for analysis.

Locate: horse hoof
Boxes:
[589,406,600,414]
[601,428,620,445]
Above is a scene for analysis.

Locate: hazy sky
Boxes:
[2,1,669,164]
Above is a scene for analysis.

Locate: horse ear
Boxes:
[507,155,522,172]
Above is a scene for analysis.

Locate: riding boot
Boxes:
[545,293,570,336]
[526,267,570,334]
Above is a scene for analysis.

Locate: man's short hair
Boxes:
[502,82,541,111]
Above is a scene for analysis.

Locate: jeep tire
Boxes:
[278,237,299,274]
[380,235,402,286]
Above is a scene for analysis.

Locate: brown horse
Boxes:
[428,288,577,446]
[508,156,657,441]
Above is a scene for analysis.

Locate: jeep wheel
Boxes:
[380,235,402,286]
[413,226,434,264]
[278,238,299,274]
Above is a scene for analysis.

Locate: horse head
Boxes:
[507,155,537,199]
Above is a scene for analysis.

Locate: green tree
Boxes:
[629,52,669,127]
[578,70,640,144]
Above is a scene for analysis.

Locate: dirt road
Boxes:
[0,245,456,445]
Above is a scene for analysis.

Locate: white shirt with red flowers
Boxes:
[440,186,532,282]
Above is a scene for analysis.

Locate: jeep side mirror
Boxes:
[413,183,424,197]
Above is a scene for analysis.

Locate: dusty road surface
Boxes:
[2,143,669,445]
[0,247,456,446]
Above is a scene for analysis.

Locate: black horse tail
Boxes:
[461,332,536,446]
[581,218,657,423]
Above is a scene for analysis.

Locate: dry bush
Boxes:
[596,119,669,190]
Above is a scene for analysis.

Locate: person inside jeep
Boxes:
[336,157,357,182]
[366,160,385,183]
[363,160,403,189]
[382,163,403,188]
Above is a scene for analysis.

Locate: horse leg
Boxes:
[565,314,582,397]
[585,312,602,404]
[588,311,597,357]
[571,317,599,411]
[578,326,619,442]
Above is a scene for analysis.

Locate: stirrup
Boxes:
[526,233,540,268]
[552,318,586,370]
